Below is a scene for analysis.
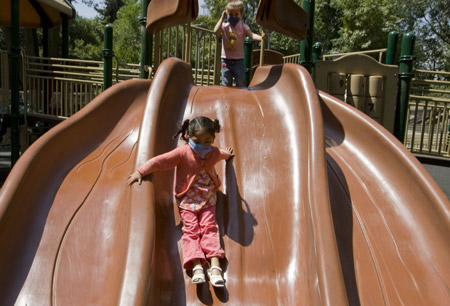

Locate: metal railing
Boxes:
[404,69,450,157]
[323,48,387,63]
[1,25,218,124]
[283,53,300,64]
[23,55,104,119]
[153,25,221,86]
[283,48,388,64]
[22,54,140,120]
[0,50,9,113]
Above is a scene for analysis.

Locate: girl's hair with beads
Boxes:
[173,116,221,141]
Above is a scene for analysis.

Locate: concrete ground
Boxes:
[422,163,450,198]
[0,147,448,199]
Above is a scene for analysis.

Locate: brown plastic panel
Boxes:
[146,0,198,34]
[314,54,398,133]
[256,0,308,40]
[0,58,449,305]
[252,49,284,66]
[318,90,450,305]
[0,0,74,28]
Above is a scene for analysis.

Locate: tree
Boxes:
[69,17,104,60]
[331,0,405,53]
[71,0,125,24]
[400,0,450,70]
[314,0,342,54]
[95,0,125,24]
[111,0,141,63]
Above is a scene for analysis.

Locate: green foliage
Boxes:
[269,32,300,56]
[94,0,125,24]
[64,0,449,71]
[331,0,404,52]
[314,0,342,53]
[69,17,103,60]
[400,0,450,70]
[111,0,141,63]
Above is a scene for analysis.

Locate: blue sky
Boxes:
[73,0,207,19]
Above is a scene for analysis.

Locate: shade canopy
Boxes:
[0,0,75,28]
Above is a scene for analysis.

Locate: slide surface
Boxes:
[0,58,449,305]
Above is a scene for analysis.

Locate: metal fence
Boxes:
[283,48,387,64]
[405,69,450,157]
[1,24,218,125]
[23,55,104,119]
[283,53,300,64]
[23,55,141,120]
[153,24,221,86]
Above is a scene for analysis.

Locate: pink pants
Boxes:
[179,205,225,269]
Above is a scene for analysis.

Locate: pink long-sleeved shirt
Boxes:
[137,144,232,199]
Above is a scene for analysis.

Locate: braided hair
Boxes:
[173,116,221,142]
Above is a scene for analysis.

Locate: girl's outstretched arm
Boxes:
[127,170,143,186]
[245,28,267,42]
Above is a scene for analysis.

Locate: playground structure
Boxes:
[0,0,449,305]
[1,3,450,159]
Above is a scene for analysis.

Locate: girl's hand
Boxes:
[127,171,142,186]
[221,11,228,20]
[226,147,234,156]
[261,31,268,41]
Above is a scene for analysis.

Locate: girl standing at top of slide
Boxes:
[214,0,267,87]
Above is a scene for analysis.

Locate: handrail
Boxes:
[283,48,388,64]
[405,68,450,158]
[25,55,103,64]
[323,48,387,63]
[414,69,450,76]
[409,94,450,103]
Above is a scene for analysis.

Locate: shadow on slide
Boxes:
[0,58,448,305]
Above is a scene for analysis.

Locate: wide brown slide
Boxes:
[0,58,449,305]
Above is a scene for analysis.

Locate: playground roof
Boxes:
[0,0,75,28]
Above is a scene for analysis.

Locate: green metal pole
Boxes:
[62,15,69,58]
[43,28,49,57]
[394,32,415,141]
[312,42,322,80]
[300,0,315,73]
[244,37,253,86]
[385,31,398,65]
[312,42,322,63]
[10,0,20,165]
[140,0,152,79]
[103,25,113,90]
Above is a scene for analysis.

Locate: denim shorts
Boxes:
[221,58,246,87]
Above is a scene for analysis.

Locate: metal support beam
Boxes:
[140,0,152,79]
[394,32,416,141]
[10,0,20,165]
[385,31,398,65]
[244,37,253,86]
[62,14,69,58]
[300,0,315,73]
[103,25,113,90]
